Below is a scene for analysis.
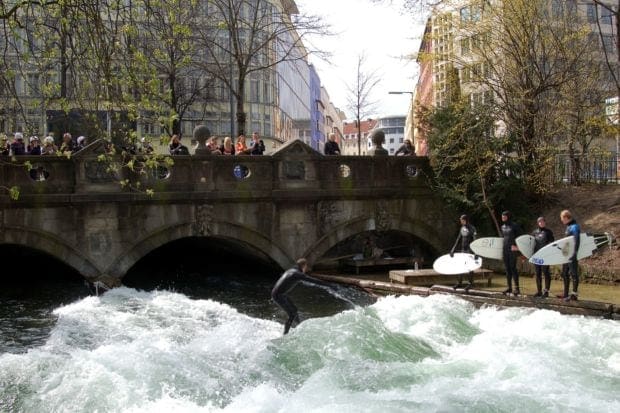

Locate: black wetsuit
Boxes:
[271,266,329,334]
[532,226,554,295]
[501,220,521,293]
[451,223,477,286]
[561,219,581,298]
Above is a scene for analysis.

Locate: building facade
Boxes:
[414,0,619,155]
[0,0,342,154]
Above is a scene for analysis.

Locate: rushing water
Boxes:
[1,281,619,412]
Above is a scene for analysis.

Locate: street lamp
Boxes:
[389,91,415,148]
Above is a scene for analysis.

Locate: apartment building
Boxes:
[342,119,378,155]
[414,0,618,153]
[367,116,407,155]
[0,0,340,152]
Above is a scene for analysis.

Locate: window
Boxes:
[601,8,613,25]
[587,4,596,23]
[460,7,470,22]
[461,37,470,55]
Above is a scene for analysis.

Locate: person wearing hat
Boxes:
[532,216,554,297]
[450,214,477,289]
[76,136,87,151]
[10,132,26,155]
[28,136,42,155]
[501,210,522,296]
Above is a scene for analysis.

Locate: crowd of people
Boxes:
[451,209,581,301]
[1,132,88,156]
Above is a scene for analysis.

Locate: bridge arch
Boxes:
[106,220,293,279]
[0,226,101,279]
[304,215,444,265]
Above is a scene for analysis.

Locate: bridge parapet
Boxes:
[0,139,432,203]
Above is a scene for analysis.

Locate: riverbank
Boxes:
[312,270,620,319]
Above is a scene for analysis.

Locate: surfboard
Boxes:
[516,235,536,258]
[433,253,482,275]
[529,233,597,266]
[469,237,504,260]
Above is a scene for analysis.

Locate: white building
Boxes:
[367,116,406,155]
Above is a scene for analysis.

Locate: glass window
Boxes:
[587,4,596,23]
[460,7,470,22]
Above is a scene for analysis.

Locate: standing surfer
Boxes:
[450,214,477,290]
[501,211,522,296]
[532,216,554,298]
[271,258,331,335]
[560,210,580,301]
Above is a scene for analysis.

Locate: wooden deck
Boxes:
[340,257,417,275]
[389,268,493,287]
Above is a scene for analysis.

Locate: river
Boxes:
[1,272,619,412]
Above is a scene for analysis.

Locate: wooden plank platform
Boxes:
[389,268,493,287]
[340,257,416,275]
[311,273,618,319]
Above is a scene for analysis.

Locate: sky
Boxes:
[295,0,427,120]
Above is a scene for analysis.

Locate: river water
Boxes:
[1,275,619,412]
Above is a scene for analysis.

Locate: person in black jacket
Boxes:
[395,139,415,156]
[271,258,331,334]
[324,133,341,155]
[501,210,522,296]
[532,216,554,298]
[450,214,477,289]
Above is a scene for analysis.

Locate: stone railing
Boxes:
[0,140,432,203]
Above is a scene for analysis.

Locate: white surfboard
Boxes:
[516,235,536,258]
[529,233,597,266]
[433,253,482,275]
[469,237,504,260]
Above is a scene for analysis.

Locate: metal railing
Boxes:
[554,154,619,184]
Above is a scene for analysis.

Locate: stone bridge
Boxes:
[0,139,455,285]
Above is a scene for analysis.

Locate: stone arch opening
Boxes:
[106,221,293,280]
[0,227,101,280]
[304,216,444,270]
[122,236,284,314]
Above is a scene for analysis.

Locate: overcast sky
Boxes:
[295,0,427,120]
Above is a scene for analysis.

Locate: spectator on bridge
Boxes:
[220,136,235,155]
[140,137,154,154]
[207,136,222,154]
[42,136,58,155]
[235,134,248,155]
[28,136,42,155]
[0,135,9,155]
[249,132,264,155]
[10,132,26,155]
[324,133,341,155]
[395,139,415,156]
[76,136,87,151]
[60,132,75,154]
[169,134,189,155]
